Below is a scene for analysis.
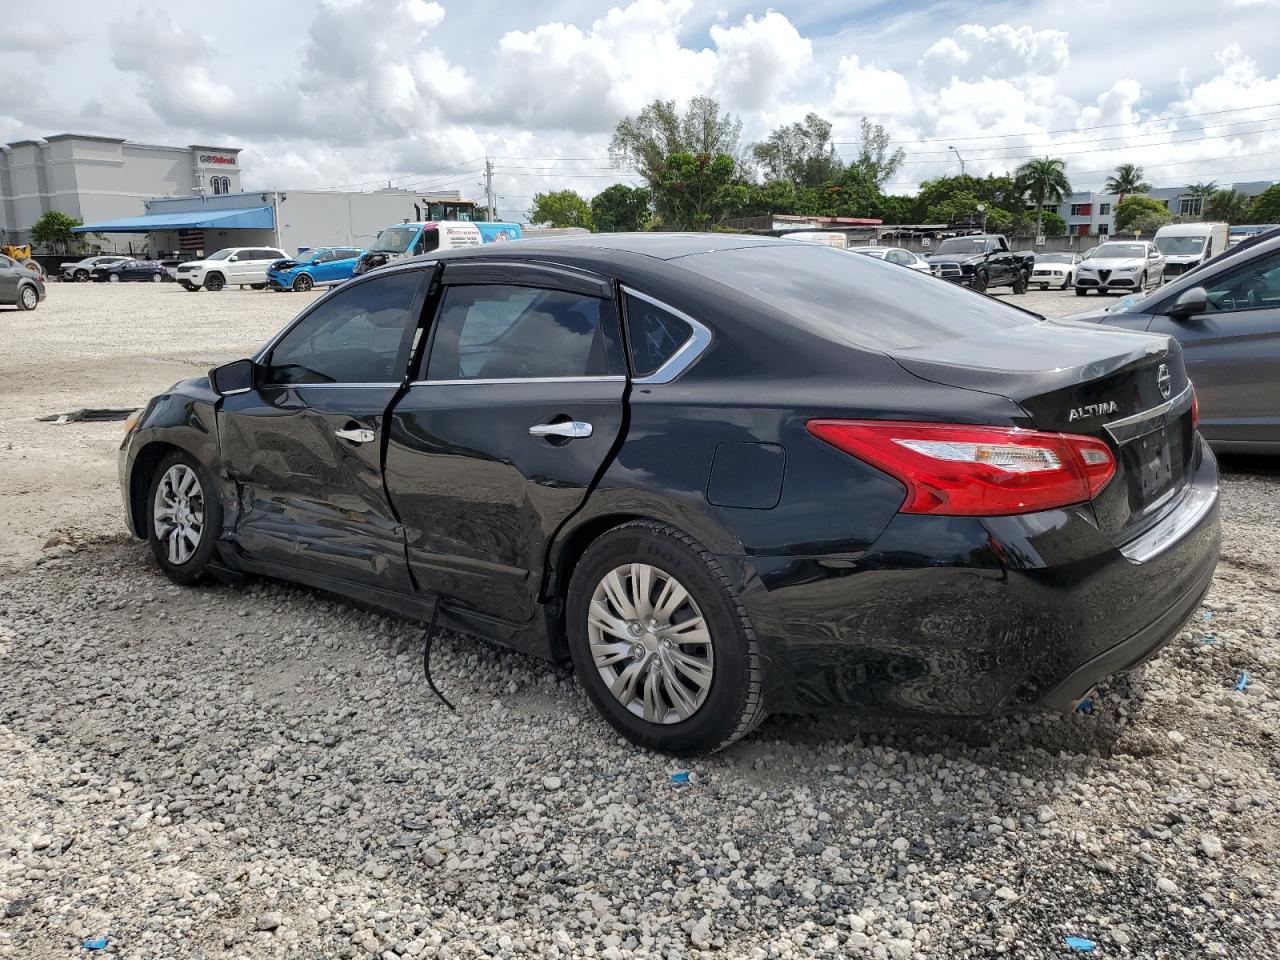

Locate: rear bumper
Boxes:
[727,439,1220,716]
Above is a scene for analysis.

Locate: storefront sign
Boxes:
[199,154,236,166]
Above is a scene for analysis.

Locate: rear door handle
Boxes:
[335,427,376,443]
[529,420,592,439]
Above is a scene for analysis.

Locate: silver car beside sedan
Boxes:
[1075,241,1165,296]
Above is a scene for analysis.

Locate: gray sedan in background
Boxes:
[1086,231,1280,453]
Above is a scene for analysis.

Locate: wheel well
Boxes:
[548,513,644,603]
[128,442,182,537]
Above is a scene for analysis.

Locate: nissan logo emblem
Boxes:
[1157,363,1171,400]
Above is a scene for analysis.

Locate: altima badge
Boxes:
[1157,363,1172,400]
[1067,401,1119,422]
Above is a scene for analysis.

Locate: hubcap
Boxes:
[153,464,205,565]
[21,288,36,308]
[587,563,714,724]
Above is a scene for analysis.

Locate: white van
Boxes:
[779,231,849,250]
[1154,222,1228,278]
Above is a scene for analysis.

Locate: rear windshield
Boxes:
[932,237,988,255]
[676,244,1036,351]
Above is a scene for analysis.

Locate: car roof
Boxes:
[438,231,781,262]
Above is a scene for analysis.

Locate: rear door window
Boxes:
[423,284,620,380]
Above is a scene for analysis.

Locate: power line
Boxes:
[831,101,1280,145]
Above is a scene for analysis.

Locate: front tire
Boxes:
[1012,270,1028,294]
[17,285,38,311]
[151,273,162,283]
[1075,287,1088,297]
[973,270,988,294]
[1062,273,1073,289]
[566,520,765,755]
[146,451,221,585]
[75,269,89,282]
[293,273,314,293]
[204,272,225,292]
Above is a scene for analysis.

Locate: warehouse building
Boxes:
[0,133,242,249]
[75,188,479,259]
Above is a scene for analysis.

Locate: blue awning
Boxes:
[72,205,274,233]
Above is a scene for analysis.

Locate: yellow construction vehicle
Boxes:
[0,243,46,276]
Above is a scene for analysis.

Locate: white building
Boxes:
[74,188,480,259]
[0,133,242,249]
[1054,180,1275,237]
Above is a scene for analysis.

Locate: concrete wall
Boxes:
[275,190,424,253]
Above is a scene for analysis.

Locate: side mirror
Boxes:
[1167,286,1208,319]
[209,358,258,395]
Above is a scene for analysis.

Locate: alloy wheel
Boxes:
[108,274,120,283]
[587,563,715,724]
[152,464,205,565]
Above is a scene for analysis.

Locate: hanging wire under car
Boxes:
[421,599,455,712]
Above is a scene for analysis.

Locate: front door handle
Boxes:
[335,427,376,443]
[529,420,593,440]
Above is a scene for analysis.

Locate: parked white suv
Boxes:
[175,247,287,291]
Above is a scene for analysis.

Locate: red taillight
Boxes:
[806,420,1116,516]
[1190,386,1199,431]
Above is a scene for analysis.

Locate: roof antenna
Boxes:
[422,599,455,712]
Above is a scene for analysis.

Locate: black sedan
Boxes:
[119,234,1220,754]
[93,259,169,283]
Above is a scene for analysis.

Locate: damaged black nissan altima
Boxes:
[119,234,1220,755]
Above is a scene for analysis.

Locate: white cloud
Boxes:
[920,24,1069,83]
[710,12,812,110]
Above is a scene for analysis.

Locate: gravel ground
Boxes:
[2,282,1278,959]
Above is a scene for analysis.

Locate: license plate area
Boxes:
[1122,423,1184,515]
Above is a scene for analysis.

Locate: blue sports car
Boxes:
[266,246,365,292]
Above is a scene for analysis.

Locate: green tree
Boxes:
[845,117,905,191]
[29,210,84,251]
[1113,195,1172,234]
[651,153,745,230]
[610,97,742,188]
[589,184,651,232]
[1204,189,1253,223]
[1040,210,1067,237]
[1014,157,1072,236]
[1103,163,1151,203]
[529,190,593,229]
[1251,184,1280,222]
[926,192,984,226]
[750,113,843,188]
[983,207,1013,233]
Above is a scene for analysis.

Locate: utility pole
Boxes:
[484,158,495,222]
[949,146,965,176]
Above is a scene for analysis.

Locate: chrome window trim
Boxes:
[621,286,713,385]
[409,376,625,387]
[1120,481,1217,564]
[1103,384,1193,445]
[267,381,404,389]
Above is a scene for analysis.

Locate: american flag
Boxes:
[178,229,204,252]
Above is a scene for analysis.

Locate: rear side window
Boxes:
[624,293,693,377]
[424,284,619,380]
[268,272,423,384]
[679,243,1036,351]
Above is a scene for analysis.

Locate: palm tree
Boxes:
[1015,157,1073,237]
[1103,163,1150,203]
[1183,181,1218,217]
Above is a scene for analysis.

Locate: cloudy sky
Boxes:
[5,0,1280,219]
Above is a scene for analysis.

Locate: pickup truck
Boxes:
[924,234,1035,294]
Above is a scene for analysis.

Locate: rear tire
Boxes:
[293,273,314,293]
[566,520,765,755]
[250,283,267,290]
[17,285,38,311]
[145,450,221,586]
[108,274,120,283]
[204,272,225,292]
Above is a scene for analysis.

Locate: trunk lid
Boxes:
[889,319,1195,541]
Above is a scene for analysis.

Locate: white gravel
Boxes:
[2,281,1278,958]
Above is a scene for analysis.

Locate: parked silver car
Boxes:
[1075,241,1165,296]
[1086,231,1280,452]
